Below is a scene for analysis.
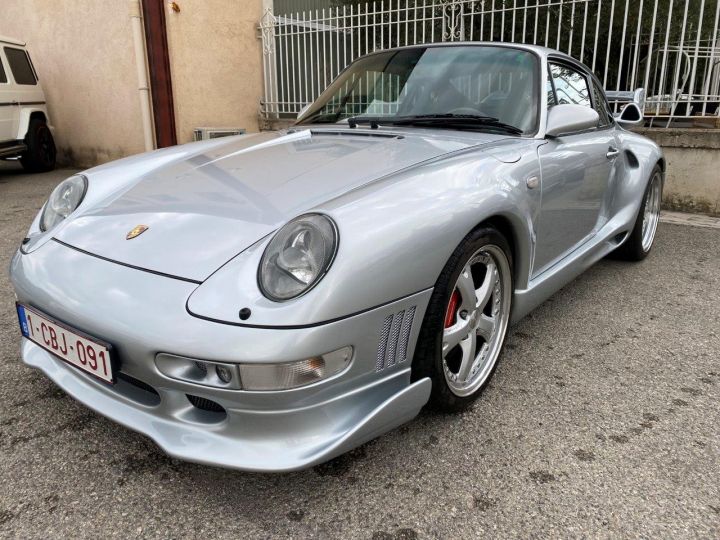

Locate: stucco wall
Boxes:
[0,0,147,167]
[1,0,265,165]
[165,0,264,143]
[636,129,720,216]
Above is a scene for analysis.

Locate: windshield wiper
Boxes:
[301,113,339,125]
[347,114,524,135]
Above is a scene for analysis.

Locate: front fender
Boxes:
[187,144,541,328]
[19,132,272,255]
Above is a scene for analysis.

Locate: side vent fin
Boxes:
[385,311,404,368]
[376,315,394,372]
[396,306,416,364]
[375,306,416,371]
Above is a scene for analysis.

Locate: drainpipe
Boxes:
[129,0,155,151]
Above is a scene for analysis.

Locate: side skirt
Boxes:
[510,205,636,324]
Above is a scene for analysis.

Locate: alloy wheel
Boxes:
[641,172,662,252]
[442,244,511,397]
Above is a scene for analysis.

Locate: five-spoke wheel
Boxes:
[615,165,663,261]
[641,171,662,252]
[442,245,511,397]
[413,226,513,411]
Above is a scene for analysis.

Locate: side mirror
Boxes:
[616,102,644,127]
[545,104,600,138]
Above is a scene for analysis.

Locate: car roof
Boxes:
[369,41,571,57]
[413,41,561,55]
[0,35,26,47]
[361,41,587,72]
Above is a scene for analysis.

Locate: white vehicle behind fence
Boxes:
[0,36,56,172]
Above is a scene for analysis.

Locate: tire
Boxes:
[412,226,513,412]
[614,165,663,261]
[20,118,56,173]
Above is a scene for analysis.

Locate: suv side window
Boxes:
[0,55,7,83]
[4,47,37,85]
[591,81,613,127]
[549,63,590,107]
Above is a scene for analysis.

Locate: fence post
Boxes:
[259,7,278,128]
[441,0,467,42]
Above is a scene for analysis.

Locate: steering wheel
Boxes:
[447,106,486,116]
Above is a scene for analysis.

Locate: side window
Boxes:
[0,56,7,84]
[546,74,557,108]
[549,63,590,106]
[4,47,37,85]
[591,82,613,127]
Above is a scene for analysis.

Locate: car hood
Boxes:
[56,129,505,281]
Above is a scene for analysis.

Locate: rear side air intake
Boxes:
[376,307,416,371]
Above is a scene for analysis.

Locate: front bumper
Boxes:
[10,241,432,472]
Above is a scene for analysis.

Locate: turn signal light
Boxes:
[156,347,353,391]
[238,347,353,391]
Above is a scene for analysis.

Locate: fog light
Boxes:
[215,365,233,384]
[238,347,353,391]
[194,361,208,375]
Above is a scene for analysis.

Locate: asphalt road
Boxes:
[0,162,718,539]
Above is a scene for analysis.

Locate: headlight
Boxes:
[259,213,338,301]
[40,175,88,232]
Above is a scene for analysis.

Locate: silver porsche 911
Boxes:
[10,43,663,472]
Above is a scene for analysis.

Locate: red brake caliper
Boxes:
[444,290,460,328]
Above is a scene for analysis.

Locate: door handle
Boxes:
[606,146,620,159]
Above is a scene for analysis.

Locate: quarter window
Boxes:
[4,47,37,85]
[549,63,590,106]
[0,58,7,83]
[546,76,557,108]
[591,82,613,127]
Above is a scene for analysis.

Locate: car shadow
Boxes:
[0,160,25,179]
[0,161,78,184]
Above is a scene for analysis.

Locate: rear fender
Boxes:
[16,106,49,140]
[611,131,665,222]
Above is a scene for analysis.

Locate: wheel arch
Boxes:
[656,158,666,186]
[29,110,47,123]
[474,212,532,291]
[17,107,50,140]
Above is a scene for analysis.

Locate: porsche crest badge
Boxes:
[126,225,149,240]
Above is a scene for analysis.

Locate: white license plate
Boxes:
[17,304,114,384]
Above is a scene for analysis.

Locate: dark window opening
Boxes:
[592,82,613,127]
[4,47,37,85]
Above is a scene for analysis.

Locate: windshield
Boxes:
[298,46,539,135]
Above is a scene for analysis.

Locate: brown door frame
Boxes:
[141,0,177,147]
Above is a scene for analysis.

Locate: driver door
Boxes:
[533,62,618,276]
[0,53,17,142]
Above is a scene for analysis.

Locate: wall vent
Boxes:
[376,306,416,371]
[192,127,246,141]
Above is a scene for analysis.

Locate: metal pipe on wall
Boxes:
[129,0,155,152]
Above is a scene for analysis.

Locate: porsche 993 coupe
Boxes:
[10,43,664,472]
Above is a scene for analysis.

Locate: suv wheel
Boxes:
[21,118,56,173]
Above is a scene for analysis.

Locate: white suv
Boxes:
[0,36,55,172]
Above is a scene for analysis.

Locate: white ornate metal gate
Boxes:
[259,0,720,128]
